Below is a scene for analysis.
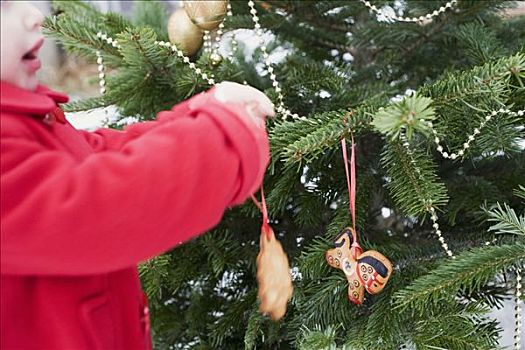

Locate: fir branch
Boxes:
[45,1,127,65]
[296,237,332,282]
[290,275,357,334]
[296,325,339,350]
[411,303,500,350]
[454,22,507,66]
[514,184,525,201]
[372,93,436,140]
[244,308,263,350]
[362,283,408,350]
[52,0,132,34]
[381,141,448,216]
[139,254,171,299]
[271,107,376,166]
[209,290,257,348]
[484,202,525,236]
[62,96,111,113]
[201,230,244,277]
[132,0,169,41]
[393,243,525,312]
[420,53,523,106]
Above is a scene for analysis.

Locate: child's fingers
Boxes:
[216,82,275,117]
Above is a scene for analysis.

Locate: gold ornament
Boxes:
[183,0,229,31]
[167,8,203,56]
[209,52,223,66]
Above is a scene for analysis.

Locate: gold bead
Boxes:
[210,52,223,66]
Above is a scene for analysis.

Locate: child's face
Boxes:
[1,1,45,91]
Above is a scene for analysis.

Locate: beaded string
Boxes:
[95,50,106,94]
[515,268,523,350]
[96,31,216,92]
[399,107,524,257]
[399,131,454,258]
[226,2,238,60]
[203,30,212,54]
[428,109,524,160]
[247,0,305,121]
[359,0,458,23]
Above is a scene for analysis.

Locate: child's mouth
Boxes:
[22,51,38,60]
[22,38,44,72]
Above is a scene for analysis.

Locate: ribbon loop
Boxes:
[251,186,271,238]
[341,136,357,239]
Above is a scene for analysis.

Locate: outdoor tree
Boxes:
[45,0,524,349]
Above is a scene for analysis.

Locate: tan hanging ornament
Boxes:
[256,224,293,320]
[252,190,293,321]
[325,137,393,305]
[326,227,392,304]
[167,8,203,56]
[183,0,229,31]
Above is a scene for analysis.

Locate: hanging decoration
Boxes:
[182,0,229,31]
[252,189,293,321]
[325,136,393,304]
[167,8,204,56]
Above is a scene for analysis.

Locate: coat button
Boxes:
[43,113,56,125]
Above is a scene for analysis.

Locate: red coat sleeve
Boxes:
[1,99,268,275]
[78,99,193,152]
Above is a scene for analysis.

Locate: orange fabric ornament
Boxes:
[252,190,293,320]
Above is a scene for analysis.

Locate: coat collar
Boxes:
[1,81,69,117]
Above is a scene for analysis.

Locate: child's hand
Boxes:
[190,82,275,129]
[214,81,275,126]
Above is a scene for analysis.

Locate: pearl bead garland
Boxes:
[203,30,212,54]
[400,107,523,257]
[399,132,454,258]
[96,31,121,95]
[516,268,523,350]
[359,0,458,23]
[96,31,121,48]
[156,40,216,85]
[429,109,524,160]
[247,0,306,121]
[226,3,238,60]
[428,206,454,258]
[212,23,224,56]
[96,31,216,86]
[95,50,106,95]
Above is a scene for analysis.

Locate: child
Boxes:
[0,1,274,349]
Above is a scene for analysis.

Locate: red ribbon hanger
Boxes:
[341,135,361,254]
[251,186,271,238]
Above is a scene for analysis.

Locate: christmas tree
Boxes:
[45,0,524,349]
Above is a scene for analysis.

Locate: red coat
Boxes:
[0,82,269,349]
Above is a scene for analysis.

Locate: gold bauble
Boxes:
[167,8,203,56]
[183,0,229,31]
[209,52,223,66]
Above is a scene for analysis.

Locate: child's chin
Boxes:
[17,75,39,91]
